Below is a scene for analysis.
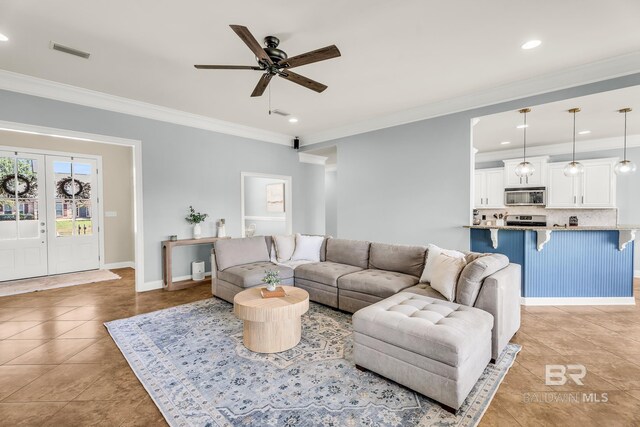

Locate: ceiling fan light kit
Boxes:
[615,107,637,176]
[195,25,341,97]
[515,108,535,177]
[563,108,585,177]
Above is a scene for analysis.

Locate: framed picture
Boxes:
[266,183,285,212]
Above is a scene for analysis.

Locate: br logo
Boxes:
[545,364,586,386]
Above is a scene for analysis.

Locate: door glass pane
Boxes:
[0,198,17,240]
[54,161,73,199]
[75,200,93,236]
[18,199,39,239]
[72,162,92,200]
[0,156,16,198]
[55,199,74,237]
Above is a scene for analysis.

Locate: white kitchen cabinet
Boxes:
[546,159,616,208]
[474,168,504,208]
[503,156,548,187]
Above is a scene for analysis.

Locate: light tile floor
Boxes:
[0,268,638,426]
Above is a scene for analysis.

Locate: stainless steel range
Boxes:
[505,214,547,227]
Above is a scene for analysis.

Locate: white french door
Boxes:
[46,156,100,275]
[0,151,48,281]
[0,151,100,281]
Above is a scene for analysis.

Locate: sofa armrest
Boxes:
[211,249,218,296]
[474,263,521,360]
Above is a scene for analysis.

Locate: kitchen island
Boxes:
[466,225,637,305]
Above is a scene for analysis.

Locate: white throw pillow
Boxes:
[430,253,467,302]
[269,243,278,264]
[291,233,324,262]
[273,234,296,263]
[420,244,465,283]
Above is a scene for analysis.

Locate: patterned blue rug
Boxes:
[105,297,520,427]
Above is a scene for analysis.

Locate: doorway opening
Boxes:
[240,172,292,237]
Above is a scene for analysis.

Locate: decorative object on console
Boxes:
[514,108,535,178]
[217,218,226,237]
[615,108,637,176]
[192,260,205,281]
[262,269,281,292]
[185,205,209,239]
[169,234,177,241]
[563,108,585,177]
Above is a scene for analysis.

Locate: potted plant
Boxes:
[262,270,281,292]
[185,206,208,239]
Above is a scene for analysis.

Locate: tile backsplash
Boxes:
[476,206,618,227]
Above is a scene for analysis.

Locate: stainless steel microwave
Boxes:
[504,187,546,206]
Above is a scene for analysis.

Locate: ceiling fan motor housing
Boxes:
[263,36,288,64]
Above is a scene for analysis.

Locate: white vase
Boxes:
[217,225,226,238]
[266,282,277,291]
[193,223,202,239]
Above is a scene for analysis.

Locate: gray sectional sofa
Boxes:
[211,235,521,412]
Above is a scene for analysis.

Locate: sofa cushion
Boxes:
[294,261,363,287]
[430,253,467,302]
[214,237,270,271]
[325,238,370,269]
[403,283,447,301]
[352,292,494,366]
[273,234,296,262]
[369,243,427,278]
[217,261,293,288]
[337,269,419,298]
[457,253,509,306]
[420,244,465,284]
[291,233,324,262]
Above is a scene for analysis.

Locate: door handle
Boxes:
[574,196,576,204]
[581,195,584,204]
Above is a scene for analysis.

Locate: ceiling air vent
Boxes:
[270,109,290,117]
[50,42,91,59]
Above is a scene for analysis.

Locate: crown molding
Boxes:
[475,135,640,163]
[0,70,293,146]
[325,164,337,172]
[301,51,640,145]
[298,152,327,165]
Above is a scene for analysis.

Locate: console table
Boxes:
[161,236,230,291]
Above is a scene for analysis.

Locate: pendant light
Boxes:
[563,108,584,177]
[515,108,535,177]
[615,108,636,176]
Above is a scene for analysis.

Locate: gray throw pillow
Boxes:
[456,253,509,306]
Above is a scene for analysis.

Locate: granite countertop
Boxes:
[465,225,640,231]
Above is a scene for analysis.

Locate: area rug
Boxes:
[0,269,121,296]
[106,298,520,427]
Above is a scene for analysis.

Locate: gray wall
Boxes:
[307,73,640,253]
[325,170,338,237]
[0,90,325,283]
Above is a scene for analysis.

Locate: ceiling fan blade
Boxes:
[251,73,273,97]
[194,65,263,70]
[279,45,341,69]
[278,70,327,93]
[229,24,273,66]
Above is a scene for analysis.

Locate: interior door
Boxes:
[46,156,100,275]
[0,151,48,281]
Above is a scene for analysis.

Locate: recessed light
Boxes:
[288,117,298,123]
[0,33,8,42]
[578,130,591,135]
[516,124,529,129]
[500,141,511,145]
[521,40,541,50]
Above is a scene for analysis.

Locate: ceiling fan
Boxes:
[195,25,341,97]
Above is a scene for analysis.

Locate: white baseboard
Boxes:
[521,297,636,306]
[103,261,135,270]
[635,270,640,278]
[139,272,211,293]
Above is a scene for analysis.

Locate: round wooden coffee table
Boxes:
[233,286,309,353]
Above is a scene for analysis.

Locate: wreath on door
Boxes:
[57,177,91,199]
[1,174,32,197]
